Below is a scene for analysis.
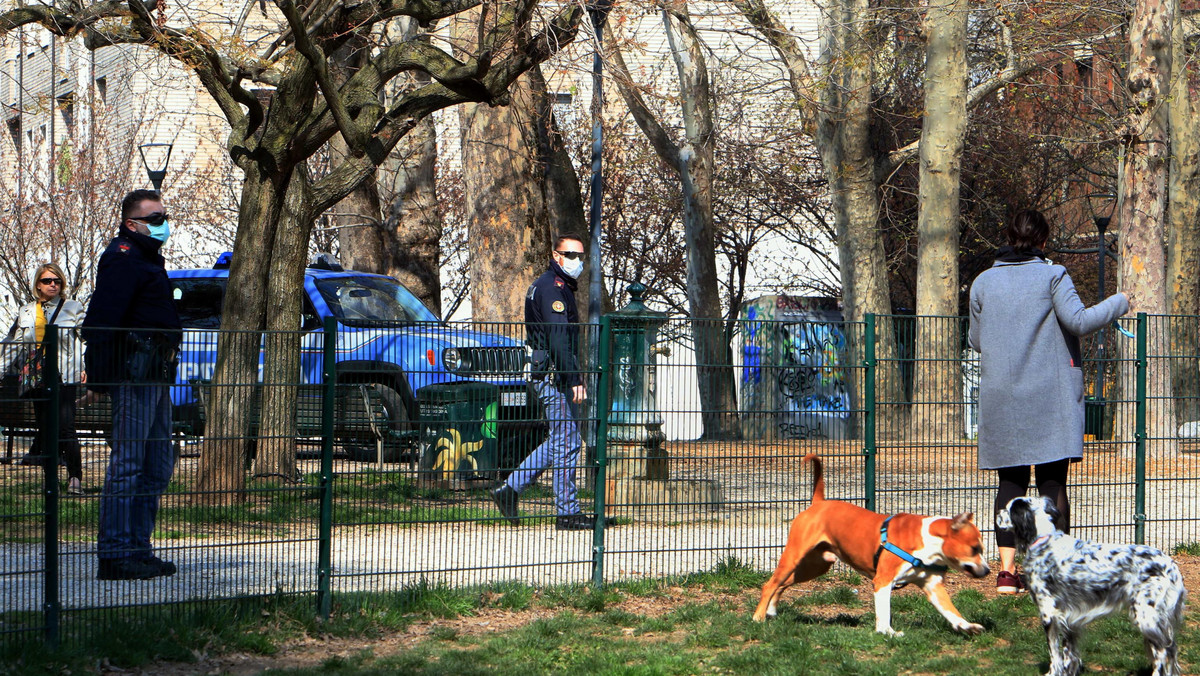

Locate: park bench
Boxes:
[0,387,203,462]
[0,380,413,465]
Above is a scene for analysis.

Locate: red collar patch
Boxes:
[555,279,564,288]
[118,244,131,253]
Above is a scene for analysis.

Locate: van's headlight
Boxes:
[443,348,463,372]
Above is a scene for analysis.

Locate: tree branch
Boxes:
[275,0,368,153]
[883,19,1129,173]
[607,27,681,166]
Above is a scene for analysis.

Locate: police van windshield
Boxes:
[314,276,439,325]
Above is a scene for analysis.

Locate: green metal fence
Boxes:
[3,312,1199,650]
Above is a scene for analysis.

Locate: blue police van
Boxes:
[168,253,539,465]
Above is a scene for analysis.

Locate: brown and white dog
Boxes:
[753,454,990,636]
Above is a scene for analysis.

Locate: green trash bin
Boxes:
[1084,396,1107,440]
[418,382,500,482]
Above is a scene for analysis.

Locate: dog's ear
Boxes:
[1041,496,1061,521]
[951,512,974,531]
[995,509,1013,531]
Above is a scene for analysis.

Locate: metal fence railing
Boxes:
[3,312,1199,649]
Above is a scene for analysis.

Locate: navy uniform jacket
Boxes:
[525,261,581,391]
[81,229,181,388]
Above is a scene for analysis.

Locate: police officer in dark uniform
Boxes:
[82,189,182,580]
[492,234,615,531]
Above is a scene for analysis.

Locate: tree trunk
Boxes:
[460,75,552,324]
[332,142,386,274]
[252,167,315,481]
[912,0,967,442]
[1168,8,1200,427]
[380,114,443,314]
[1117,0,1174,449]
[194,168,284,502]
[818,0,904,439]
[661,4,739,440]
[526,66,596,318]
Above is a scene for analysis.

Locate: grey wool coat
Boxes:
[968,258,1129,470]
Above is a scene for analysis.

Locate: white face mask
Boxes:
[560,257,584,279]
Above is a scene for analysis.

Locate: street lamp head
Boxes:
[138,142,173,193]
[1085,192,1116,233]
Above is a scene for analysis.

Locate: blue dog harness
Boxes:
[873,515,949,574]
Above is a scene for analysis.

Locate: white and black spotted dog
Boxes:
[996,496,1186,676]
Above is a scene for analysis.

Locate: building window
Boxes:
[7,117,20,152]
[95,76,107,104]
[58,92,74,134]
[1076,55,1093,89]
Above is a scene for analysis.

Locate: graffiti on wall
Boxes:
[739,296,850,440]
[776,320,850,439]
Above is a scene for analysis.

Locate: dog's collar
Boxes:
[1031,534,1052,549]
[874,515,950,573]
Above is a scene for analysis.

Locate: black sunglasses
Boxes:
[38,277,62,285]
[556,250,585,260]
[132,212,170,226]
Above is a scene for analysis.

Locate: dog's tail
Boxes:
[803,454,825,502]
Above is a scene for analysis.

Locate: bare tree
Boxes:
[606,1,739,439]
[1168,9,1200,425]
[1118,0,1174,445]
[912,0,968,441]
[0,0,585,498]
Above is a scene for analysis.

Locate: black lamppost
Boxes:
[1087,193,1117,403]
[587,0,612,328]
[138,142,173,192]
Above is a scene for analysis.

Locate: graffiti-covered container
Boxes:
[417,382,501,482]
[738,296,850,441]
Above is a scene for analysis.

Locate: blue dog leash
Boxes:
[1112,321,1135,339]
[874,515,949,574]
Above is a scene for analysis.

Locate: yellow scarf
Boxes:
[34,301,46,345]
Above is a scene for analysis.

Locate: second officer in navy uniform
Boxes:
[492,234,616,531]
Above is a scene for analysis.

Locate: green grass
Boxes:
[1174,541,1200,555]
[7,558,1196,676]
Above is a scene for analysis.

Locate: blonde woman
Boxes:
[3,263,87,493]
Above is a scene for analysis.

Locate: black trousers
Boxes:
[993,458,1071,548]
[30,384,82,481]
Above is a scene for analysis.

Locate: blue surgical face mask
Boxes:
[561,257,584,279]
[148,220,170,245]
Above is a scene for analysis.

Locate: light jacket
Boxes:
[3,296,87,384]
[969,257,1128,469]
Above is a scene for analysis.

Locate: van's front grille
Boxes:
[457,346,528,376]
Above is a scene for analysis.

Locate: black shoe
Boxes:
[492,485,520,525]
[97,558,159,580]
[555,514,618,531]
[139,555,178,577]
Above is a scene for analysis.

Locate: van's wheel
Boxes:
[343,383,415,464]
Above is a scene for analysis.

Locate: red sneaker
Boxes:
[996,570,1026,595]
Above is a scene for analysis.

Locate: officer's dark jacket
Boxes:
[525,260,581,391]
[81,228,181,388]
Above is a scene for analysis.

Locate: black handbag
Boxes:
[5,301,64,398]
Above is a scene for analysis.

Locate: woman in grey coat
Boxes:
[968,210,1128,594]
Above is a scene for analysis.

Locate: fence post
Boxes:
[1135,313,1147,545]
[317,318,336,619]
[864,314,877,513]
[592,316,613,588]
[43,328,61,647]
